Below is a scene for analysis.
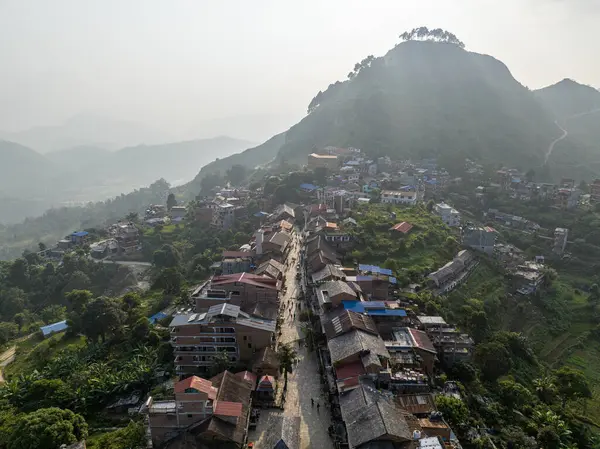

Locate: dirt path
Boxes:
[0,346,16,383]
[544,108,600,165]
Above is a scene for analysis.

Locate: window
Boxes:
[187,414,193,418]
[243,336,247,341]
[248,343,252,349]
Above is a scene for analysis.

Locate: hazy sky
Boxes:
[1,0,598,136]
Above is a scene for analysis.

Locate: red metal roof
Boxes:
[214,400,243,417]
[335,360,366,380]
[211,272,279,290]
[408,328,436,353]
[390,222,413,234]
[174,376,217,399]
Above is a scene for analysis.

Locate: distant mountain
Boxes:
[46,146,110,170]
[184,113,301,143]
[2,113,172,153]
[72,136,257,189]
[535,80,600,172]
[535,79,600,119]
[0,140,56,196]
[0,136,255,224]
[184,133,286,196]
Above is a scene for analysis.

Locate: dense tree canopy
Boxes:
[8,407,88,449]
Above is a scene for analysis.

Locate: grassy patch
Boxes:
[4,333,86,379]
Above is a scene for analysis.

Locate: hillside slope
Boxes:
[535,78,600,119]
[263,41,559,171]
[535,79,600,172]
[0,140,57,196]
[183,132,286,196]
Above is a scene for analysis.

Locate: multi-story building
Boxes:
[147,370,254,447]
[221,251,254,275]
[308,153,339,171]
[381,189,418,206]
[114,222,140,253]
[554,227,569,255]
[169,303,276,377]
[434,203,460,227]
[212,203,235,230]
[555,188,580,209]
[462,226,496,254]
[590,179,600,203]
[192,200,218,224]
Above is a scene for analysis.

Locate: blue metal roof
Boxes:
[40,320,68,336]
[342,300,407,317]
[254,211,269,217]
[72,231,89,237]
[358,264,393,276]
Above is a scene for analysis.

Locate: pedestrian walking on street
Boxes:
[311,398,314,407]
[317,402,320,413]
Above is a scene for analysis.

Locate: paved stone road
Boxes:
[249,231,334,449]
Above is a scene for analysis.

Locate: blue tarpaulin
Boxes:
[299,183,318,191]
[149,312,168,324]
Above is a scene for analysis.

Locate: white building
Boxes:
[554,227,569,255]
[434,203,460,227]
[381,190,418,206]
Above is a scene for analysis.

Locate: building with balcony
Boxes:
[169,303,276,377]
[381,189,418,206]
[147,370,253,447]
[434,203,460,227]
[212,203,236,230]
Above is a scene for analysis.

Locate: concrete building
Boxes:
[554,227,569,255]
[463,226,496,254]
[434,203,460,227]
[212,203,235,230]
[427,250,473,288]
[555,188,581,209]
[147,370,253,447]
[308,153,339,171]
[590,179,600,203]
[169,303,275,376]
[381,189,418,206]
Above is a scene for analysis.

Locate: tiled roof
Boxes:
[234,371,257,390]
[311,264,345,283]
[390,222,414,233]
[174,376,217,399]
[339,383,412,448]
[328,329,389,364]
[214,400,243,417]
[320,280,356,299]
[188,370,252,445]
[323,309,379,339]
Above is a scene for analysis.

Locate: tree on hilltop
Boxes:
[399,27,465,48]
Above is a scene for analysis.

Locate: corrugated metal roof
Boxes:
[40,320,68,336]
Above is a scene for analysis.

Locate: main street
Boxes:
[248,230,334,449]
